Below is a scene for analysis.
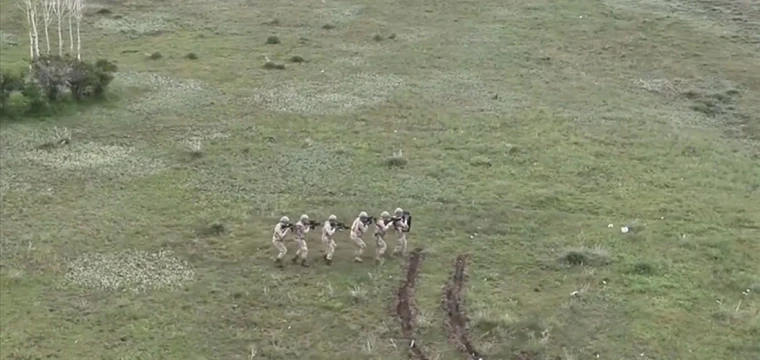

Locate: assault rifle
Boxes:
[305,219,320,230]
[283,220,321,230]
[333,222,350,231]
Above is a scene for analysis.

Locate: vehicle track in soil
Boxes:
[395,247,429,360]
[442,254,485,360]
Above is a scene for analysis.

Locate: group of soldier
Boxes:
[271,208,410,267]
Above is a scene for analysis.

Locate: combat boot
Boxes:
[274,258,284,268]
[300,259,310,267]
[325,258,332,265]
[292,256,299,264]
[353,257,363,263]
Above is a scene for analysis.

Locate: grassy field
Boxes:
[1,0,759,359]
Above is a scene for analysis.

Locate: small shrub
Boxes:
[469,156,492,167]
[196,222,226,237]
[384,156,407,167]
[725,88,741,96]
[289,55,305,63]
[184,52,198,60]
[629,261,657,276]
[20,82,50,115]
[1,56,117,118]
[0,70,25,111]
[558,245,610,266]
[388,33,397,40]
[95,8,112,15]
[372,34,384,42]
[149,51,162,60]
[185,138,203,159]
[263,61,285,70]
[322,24,336,30]
[36,127,72,150]
[690,100,722,117]
[265,35,281,45]
[209,223,225,236]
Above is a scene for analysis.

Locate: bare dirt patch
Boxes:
[395,248,429,360]
[442,254,485,360]
[64,249,195,293]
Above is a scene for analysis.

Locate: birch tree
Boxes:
[18,0,41,60]
[64,0,73,55]
[66,0,84,59]
[51,0,66,56]
[41,0,54,54]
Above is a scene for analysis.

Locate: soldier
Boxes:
[322,215,339,265]
[373,211,395,264]
[391,207,410,256]
[350,211,370,263]
[292,214,311,267]
[272,216,291,267]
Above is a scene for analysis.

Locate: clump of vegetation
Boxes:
[629,261,658,276]
[263,61,285,70]
[289,55,305,63]
[1,55,118,118]
[684,88,741,117]
[265,35,281,45]
[196,222,226,237]
[184,52,198,60]
[94,8,112,16]
[35,126,72,151]
[388,33,397,40]
[322,23,336,30]
[372,34,384,42]
[558,245,611,266]
[469,155,492,167]
[384,156,407,167]
[149,51,162,60]
[185,138,204,159]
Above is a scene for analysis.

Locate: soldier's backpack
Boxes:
[402,210,412,233]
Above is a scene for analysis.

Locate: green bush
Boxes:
[0,55,118,119]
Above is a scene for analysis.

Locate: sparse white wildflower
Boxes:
[20,142,165,178]
[117,72,228,116]
[249,73,403,115]
[64,249,195,293]
[93,14,176,35]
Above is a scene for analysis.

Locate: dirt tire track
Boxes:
[395,247,429,360]
[442,254,485,360]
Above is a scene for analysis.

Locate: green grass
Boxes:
[1,0,759,359]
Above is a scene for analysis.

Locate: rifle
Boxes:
[330,221,350,231]
[305,219,320,230]
[283,220,320,231]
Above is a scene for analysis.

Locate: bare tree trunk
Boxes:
[30,6,40,58]
[43,22,51,54]
[25,8,35,60]
[57,18,63,55]
[68,13,73,54]
[76,22,81,60]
